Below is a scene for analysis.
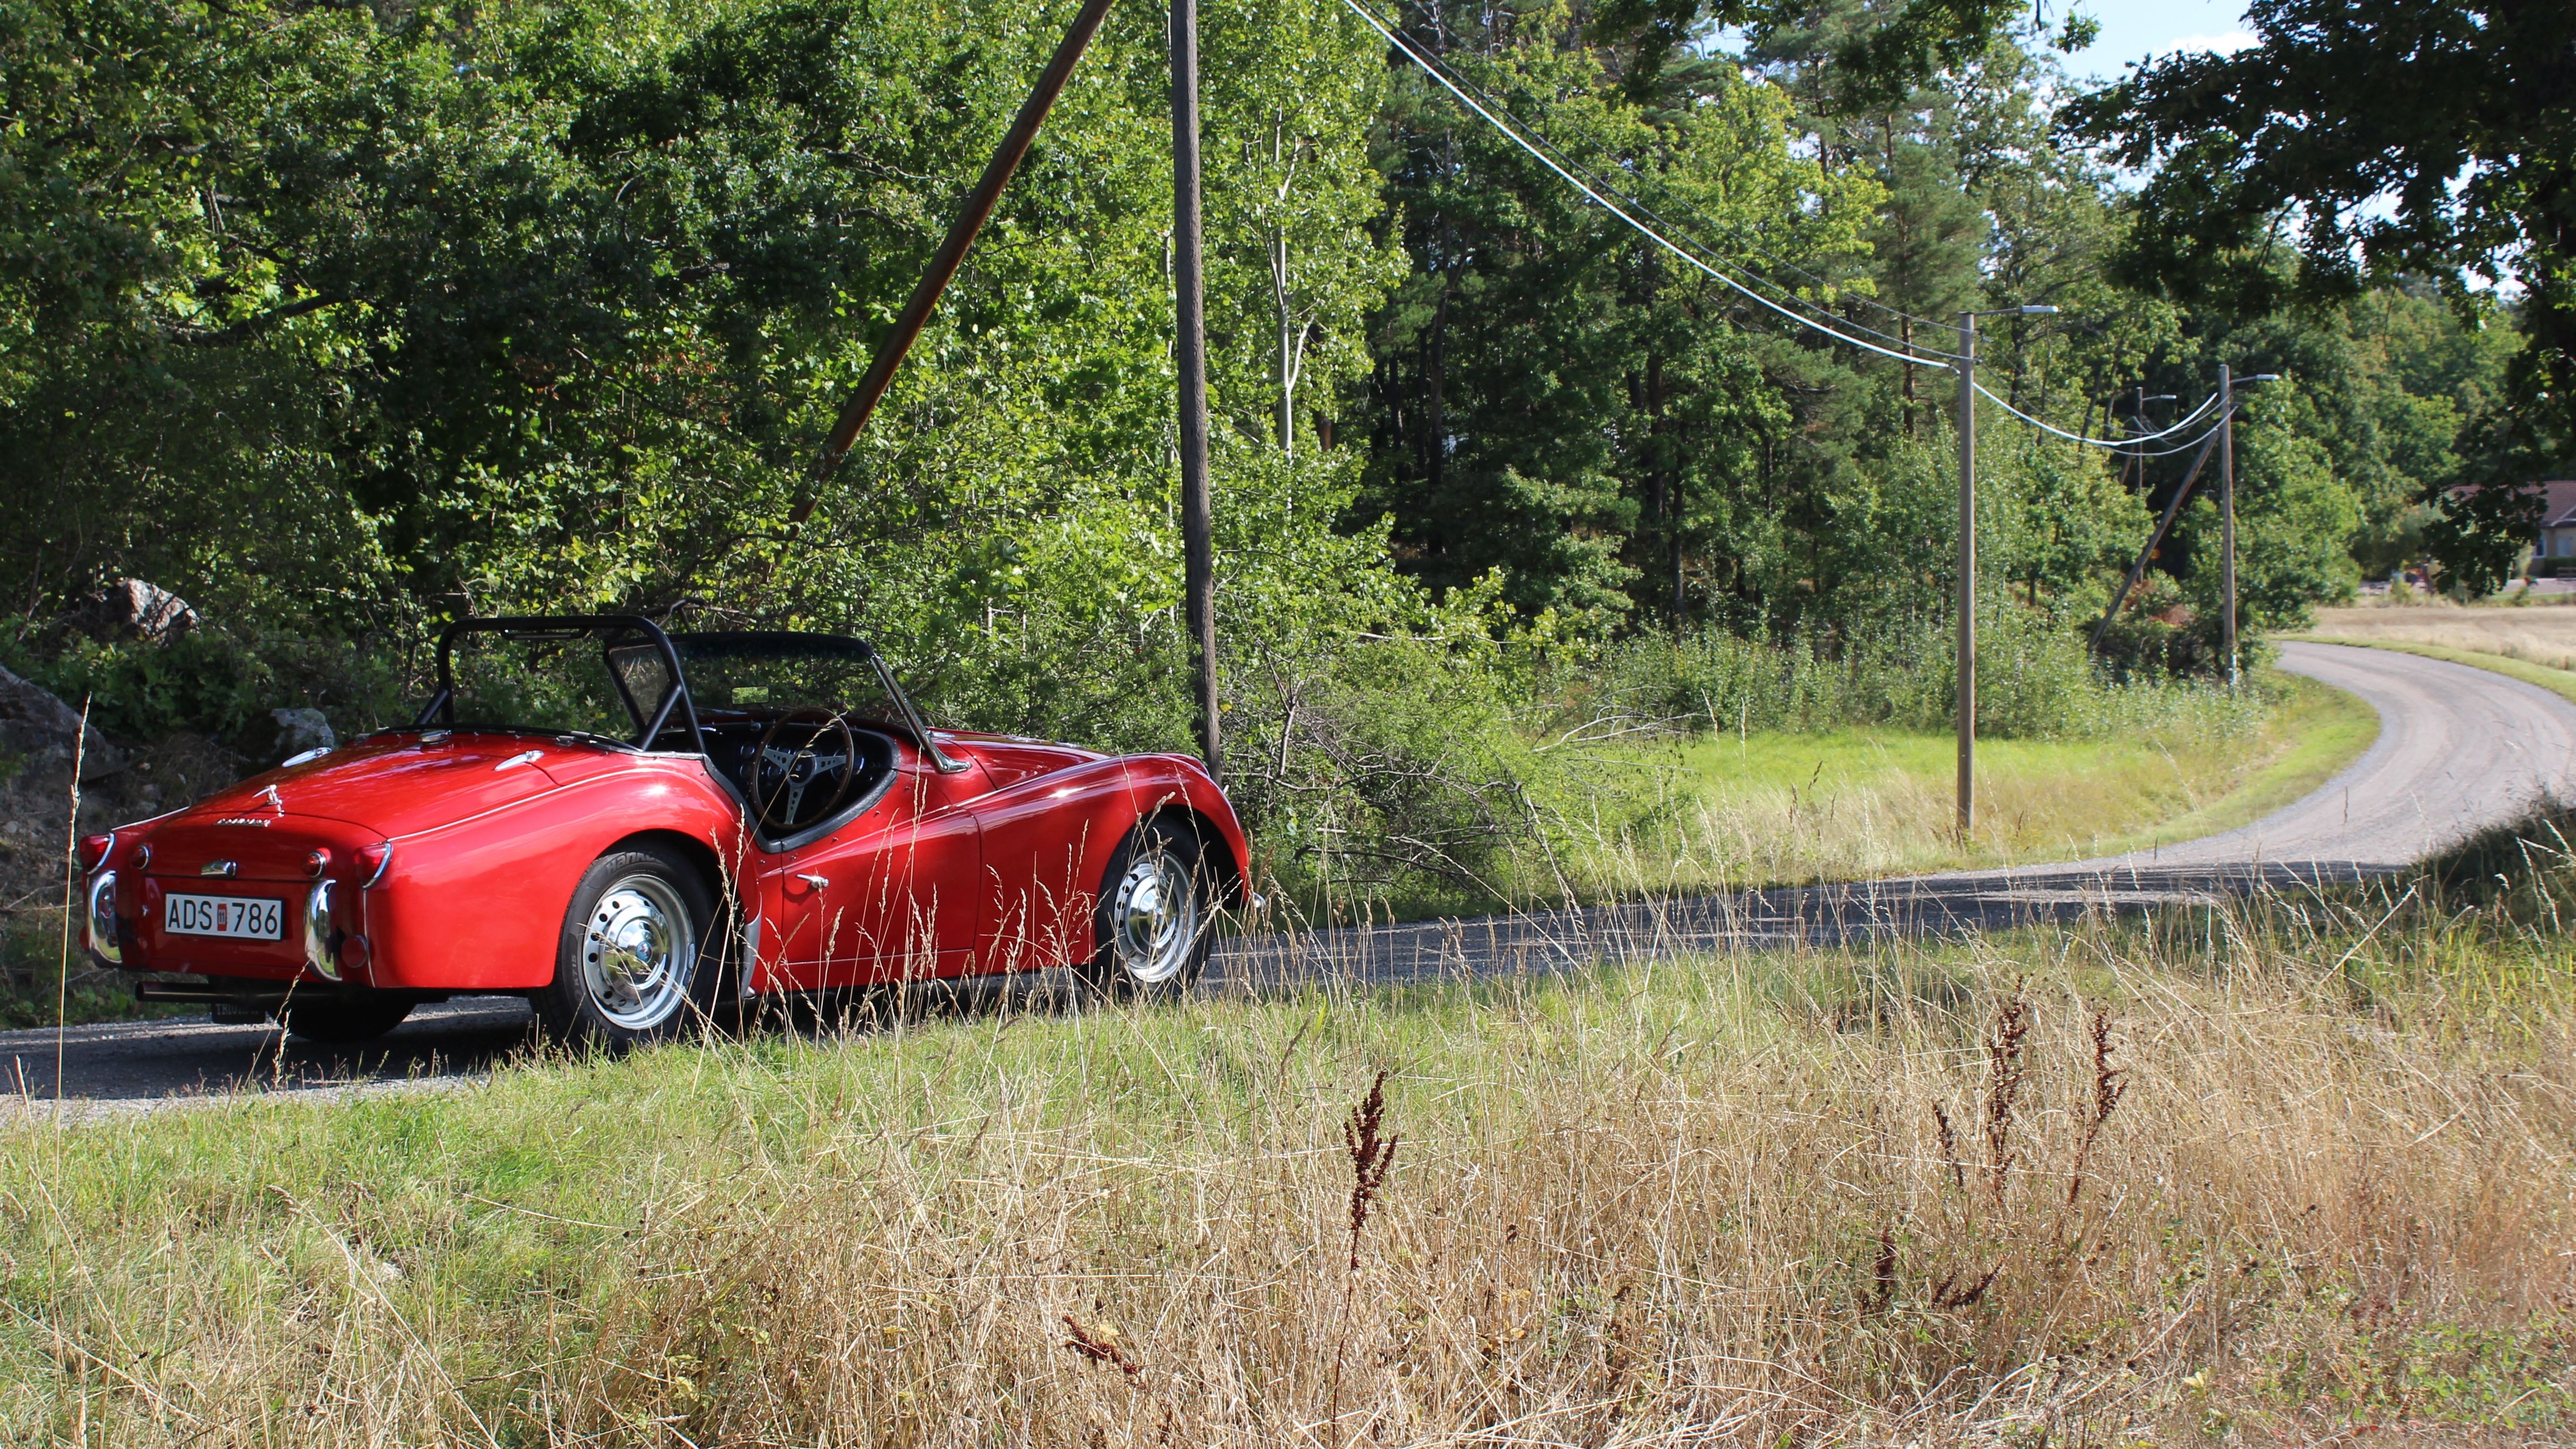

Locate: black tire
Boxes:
[277,992,415,1044]
[534,843,719,1051]
[1076,816,1216,1003]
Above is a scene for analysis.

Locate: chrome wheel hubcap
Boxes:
[581,875,697,1030]
[1110,851,1199,984]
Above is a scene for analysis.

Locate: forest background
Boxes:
[4,0,2564,909]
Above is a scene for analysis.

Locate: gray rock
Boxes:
[0,663,125,787]
[69,578,198,644]
[237,708,336,768]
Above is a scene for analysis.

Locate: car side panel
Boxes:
[972,758,1142,973]
[761,752,985,988]
[366,759,745,991]
[970,754,1247,974]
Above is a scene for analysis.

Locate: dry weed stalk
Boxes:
[1930,1099,1967,1194]
[1342,1069,1398,1272]
[1870,1225,1898,1314]
[1982,990,2031,1206]
[1061,1316,1144,1382]
[2066,1007,2127,1208]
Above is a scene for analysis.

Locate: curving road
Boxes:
[11,642,2575,1112]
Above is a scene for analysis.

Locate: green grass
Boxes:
[1549,667,2377,891]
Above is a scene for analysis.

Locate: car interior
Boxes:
[687,710,904,836]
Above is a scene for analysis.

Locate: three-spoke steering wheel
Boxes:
[752,709,859,835]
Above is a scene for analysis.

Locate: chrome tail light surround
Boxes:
[85,870,120,966]
[303,878,341,981]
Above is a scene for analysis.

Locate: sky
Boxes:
[2058,0,2257,85]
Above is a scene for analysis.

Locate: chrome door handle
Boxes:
[794,874,829,889]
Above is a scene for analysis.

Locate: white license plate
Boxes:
[165,893,286,941]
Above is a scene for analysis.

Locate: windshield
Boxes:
[440,623,676,743]
[668,633,909,730]
[427,621,942,760]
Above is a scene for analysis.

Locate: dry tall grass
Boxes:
[5,878,2571,1445]
[2308,601,2576,673]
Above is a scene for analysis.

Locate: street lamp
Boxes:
[1955,304,2059,839]
[2219,370,2283,685]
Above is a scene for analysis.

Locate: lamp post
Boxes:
[1955,304,2059,839]
[2219,369,2282,686]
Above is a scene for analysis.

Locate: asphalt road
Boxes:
[11,641,2573,1114]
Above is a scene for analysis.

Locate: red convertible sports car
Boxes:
[77,617,1248,1048]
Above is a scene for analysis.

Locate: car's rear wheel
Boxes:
[1078,817,1215,1002]
[277,992,414,1044]
[536,844,718,1051]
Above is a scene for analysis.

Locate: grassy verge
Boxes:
[1547,667,2376,891]
[2284,632,2576,709]
[4,866,2570,1444]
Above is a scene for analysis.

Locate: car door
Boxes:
[762,744,987,988]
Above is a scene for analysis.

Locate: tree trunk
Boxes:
[1648,351,1678,633]
[1424,272,1451,493]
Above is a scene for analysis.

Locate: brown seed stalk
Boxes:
[1931,1101,1967,1194]
[2066,1008,2128,1208]
[1983,992,2031,1206]
[1870,1226,1898,1314]
[1344,1069,1400,1272]
[1061,1315,1144,1382]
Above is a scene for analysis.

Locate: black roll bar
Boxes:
[428,615,704,755]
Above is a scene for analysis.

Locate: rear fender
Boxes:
[368,762,745,991]
[974,754,1248,973]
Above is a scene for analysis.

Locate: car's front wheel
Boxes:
[536,844,718,1051]
[1078,816,1216,1002]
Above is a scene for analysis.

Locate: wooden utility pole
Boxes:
[1955,311,1977,841]
[2219,363,2238,687]
[1173,0,1221,779]
[781,0,1116,533]
[1952,302,2057,837]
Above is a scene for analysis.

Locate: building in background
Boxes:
[2530,481,2576,576]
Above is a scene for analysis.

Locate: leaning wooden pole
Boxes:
[780,0,1117,533]
[2090,416,2229,656]
[1173,0,1221,780]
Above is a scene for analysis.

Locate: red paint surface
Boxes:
[88,725,1247,998]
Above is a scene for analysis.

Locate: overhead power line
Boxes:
[1340,0,1960,370]
[1377,0,1973,347]
[1345,0,2232,455]
[1974,380,2224,450]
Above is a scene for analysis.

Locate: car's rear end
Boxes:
[83,804,393,1002]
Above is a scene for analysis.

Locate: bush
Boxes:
[1568,600,2245,744]
[4,628,420,750]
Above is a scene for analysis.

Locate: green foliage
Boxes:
[2071,0,2576,584]
[1571,601,2237,744]
[0,0,2526,918]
